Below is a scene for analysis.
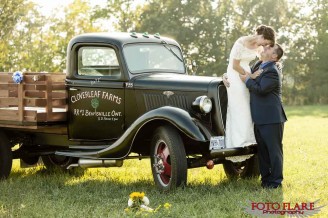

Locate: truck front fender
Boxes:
[137,106,206,141]
[56,106,206,159]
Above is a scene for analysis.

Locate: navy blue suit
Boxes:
[246,61,287,187]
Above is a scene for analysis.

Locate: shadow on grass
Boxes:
[4,167,283,200]
[8,166,86,179]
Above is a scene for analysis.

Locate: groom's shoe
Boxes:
[261,183,282,189]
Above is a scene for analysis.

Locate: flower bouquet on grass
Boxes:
[124,192,172,216]
[127,192,153,212]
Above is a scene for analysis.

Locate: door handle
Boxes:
[69,88,80,91]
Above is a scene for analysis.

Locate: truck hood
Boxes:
[131,73,218,92]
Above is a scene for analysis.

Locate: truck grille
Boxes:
[218,85,227,128]
[143,93,191,111]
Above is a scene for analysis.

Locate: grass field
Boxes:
[0,105,327,217]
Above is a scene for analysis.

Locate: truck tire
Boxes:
[150,125,187,191]
[41,154,77,171]
[223,154,260,179]
[0,132,12,179]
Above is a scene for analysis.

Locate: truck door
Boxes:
[67,45,125,140]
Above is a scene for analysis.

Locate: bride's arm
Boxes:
[232,59,250,75]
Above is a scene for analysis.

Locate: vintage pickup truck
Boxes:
[0,32,258,191]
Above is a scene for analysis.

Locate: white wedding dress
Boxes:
[225,37,258,162]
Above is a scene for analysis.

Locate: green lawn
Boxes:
[1,105,327,217]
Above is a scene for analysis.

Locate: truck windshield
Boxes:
[123,44,185,74]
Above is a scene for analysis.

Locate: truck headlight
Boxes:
[192,96,212,114]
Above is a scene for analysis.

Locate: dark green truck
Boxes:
[0,32,258,191]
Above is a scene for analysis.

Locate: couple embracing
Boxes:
[223,25,287,189]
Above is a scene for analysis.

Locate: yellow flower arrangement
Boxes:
[125,192,172,215]
[127,192,152,211]
[129,192,145,201]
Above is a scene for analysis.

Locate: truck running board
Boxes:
[210,145,257,159]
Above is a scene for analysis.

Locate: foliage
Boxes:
[0,0,102,72]
[136,0,226,75]
[0,0,327,105]
[0,0,34,71]
[0,0,30,40]
[307,0,328,104]
[92,0,142,32]
[47,0,102,72]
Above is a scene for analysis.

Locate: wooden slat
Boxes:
[0,110,19,121]
[0,74,12,82]
[8,83,18,89]
[23,74,65,83]
[24,84,47,91]
[0,84,11,89]
[25,91,45,98]
[0,90,9,97]
[53,92,66,98]
[0,84,18,97]
[48,74,66,83]
[23,98,66,107]
[24,115,38,122]
[23,80,46,85]
[24,110,38,122]
[9,90,18,97]
[23,74,46,82]
[0,98,19,106]
[24,98,47,107]
[53,98,67,107]
[18,83,24,122]
[45,76,52,120]
[0,72,67,125]
[25,110,38,116]
[52,83,66,90]
[25,90,66,98]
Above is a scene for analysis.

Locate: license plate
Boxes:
[209,136,225,150]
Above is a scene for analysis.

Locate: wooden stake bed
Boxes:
[0,72,67,127]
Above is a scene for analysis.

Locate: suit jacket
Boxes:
[246,61,287,125]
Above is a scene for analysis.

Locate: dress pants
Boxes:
[254,123,284,187]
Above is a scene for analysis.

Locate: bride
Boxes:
[224,25,276,162]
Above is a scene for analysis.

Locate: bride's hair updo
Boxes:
[256,25,276,45]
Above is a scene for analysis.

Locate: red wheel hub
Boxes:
[155,142,171,185]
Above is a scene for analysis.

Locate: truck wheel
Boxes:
[150,126,187,191]
[0,132,12,179]
[42,154,76,171]
[223,155,260,179]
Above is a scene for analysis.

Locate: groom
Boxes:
[223,44,287,188]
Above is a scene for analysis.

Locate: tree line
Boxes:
[0,0,327,105]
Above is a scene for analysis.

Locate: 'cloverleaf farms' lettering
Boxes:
[71,91,121,104]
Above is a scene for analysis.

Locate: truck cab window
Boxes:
[78,47,121,77]
[123,44,185,74]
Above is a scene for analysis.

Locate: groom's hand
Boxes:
[222,73,230,87]
[250,69,263,79]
